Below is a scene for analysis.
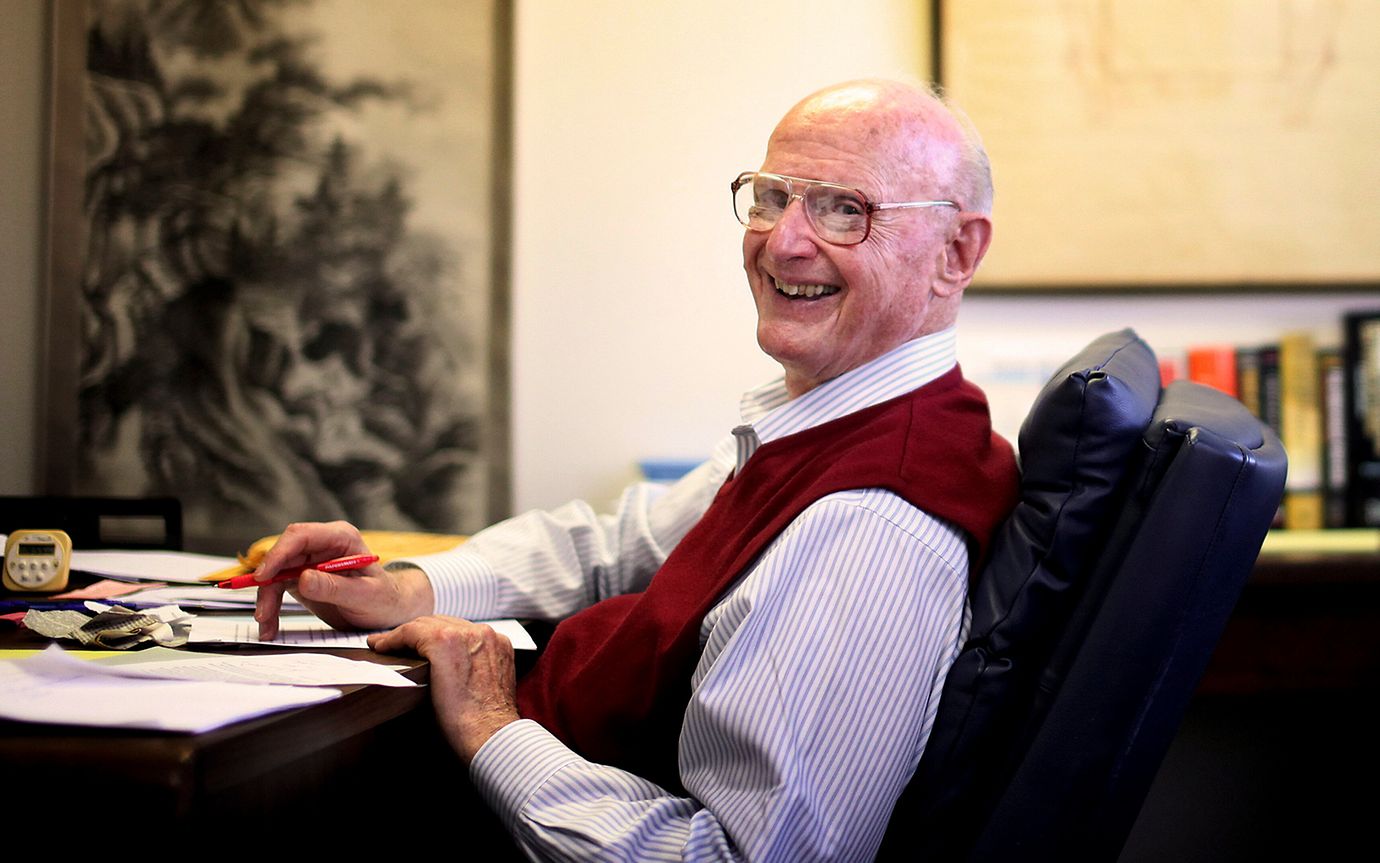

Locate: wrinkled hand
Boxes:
[369,616,519,762]
[253,521,434,640]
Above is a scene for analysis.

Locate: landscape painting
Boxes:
[44,0,511,552]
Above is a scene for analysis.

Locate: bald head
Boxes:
[740,78,996,395]
[774,79,992,215]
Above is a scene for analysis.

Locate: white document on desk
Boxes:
[188,614,538,650]
[68,549,240,584]
[116,584,307,612]
[92,649,418,688]
[0,646,339,733]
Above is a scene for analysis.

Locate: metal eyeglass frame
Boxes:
[731,171,959,246]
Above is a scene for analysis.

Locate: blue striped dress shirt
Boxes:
[407,328,973,861]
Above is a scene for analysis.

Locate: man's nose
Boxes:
[764,195,820,259]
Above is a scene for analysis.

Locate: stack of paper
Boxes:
[0,646,350,733]
[69,548,241,584]
[61,546,286,611]
[188,614,536,650]
[4,543,534,651]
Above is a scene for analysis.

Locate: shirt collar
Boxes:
[731,328,958,472]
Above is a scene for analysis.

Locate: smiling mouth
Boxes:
[774,277,840,299]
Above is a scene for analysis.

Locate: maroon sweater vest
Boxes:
[516,367,1019,790]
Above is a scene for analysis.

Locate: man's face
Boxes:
[743,98,956,397]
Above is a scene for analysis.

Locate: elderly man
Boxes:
[254,78,1018,860]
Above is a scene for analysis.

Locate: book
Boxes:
[1256,344,1284,528]
[1319,348,1348,529]
[1343,310,1380,527]
[1159,355,1182,386]
[1236,347,1263,419]
[1279,332,1323,530]
[1187,345,1238,397]
[1257,345,1283,437]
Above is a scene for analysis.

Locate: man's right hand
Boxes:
[252,521,435,641]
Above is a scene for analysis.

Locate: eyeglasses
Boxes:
[731,171,958,246]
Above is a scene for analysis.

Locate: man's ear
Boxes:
[934,214,992,297]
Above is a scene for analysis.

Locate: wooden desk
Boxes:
[1197,548,1380,694]
[5,546,1371,848]
[0,624,460,824]
[2,626,528,859]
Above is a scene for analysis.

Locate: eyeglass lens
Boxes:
[733,173,870,245]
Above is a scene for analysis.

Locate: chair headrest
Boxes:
[972,328,1161,646]
[1146,379,1267,453]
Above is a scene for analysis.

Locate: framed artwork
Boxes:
[42,0,512,553]
[931,0,1380,292]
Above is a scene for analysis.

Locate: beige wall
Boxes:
[2,1,1374,512]
[506,0,1371,512]
[509,0,934,510]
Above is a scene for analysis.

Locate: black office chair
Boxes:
[0,496,183,550]
[878,329,1288,862]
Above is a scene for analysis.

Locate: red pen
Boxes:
[216,554,380,590]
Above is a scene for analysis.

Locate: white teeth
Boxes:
[774,278,840,298]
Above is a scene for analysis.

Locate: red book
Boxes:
[1159,356,1182,385]
[1187,345,1238,397]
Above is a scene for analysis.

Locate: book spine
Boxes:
[1344,311,1380,527]
[1187,345,1238,398]
[1258,345,1283,436]
[1236,347,1262,419]
[1279,332,1323,530]
[1319,348,1347,529]
[1257,344,1285,528]
[1159,354,1183,387]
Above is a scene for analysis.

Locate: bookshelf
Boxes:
[1164,309,1380,532]
[1256,527,1380,562]
[1199,530,1380,695]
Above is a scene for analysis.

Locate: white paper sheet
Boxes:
[188,614,538,650]
[113,584,307,611]
[68,549,240,584]
[78,649,417,688]
[0,646,339,733]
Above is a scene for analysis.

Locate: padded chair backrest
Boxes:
[880,328,1162,859]
[0,496,183,550]
[973,380,1286,861]
[879,331,1286,861]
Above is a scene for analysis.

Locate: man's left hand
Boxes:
[369,616,520,763]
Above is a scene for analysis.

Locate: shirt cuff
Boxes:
[397,547,499,619]
[470,719,582,830]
